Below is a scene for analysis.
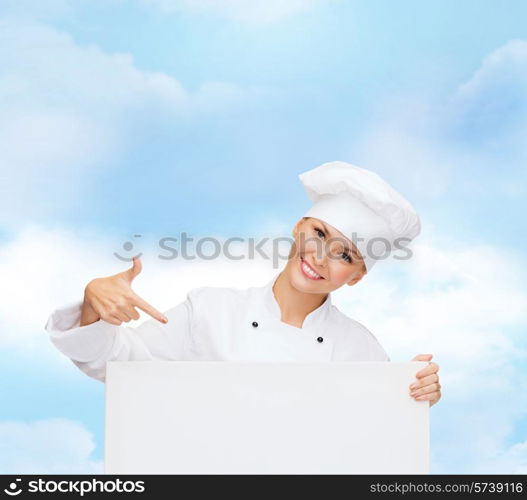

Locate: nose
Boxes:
[313,249,327,269]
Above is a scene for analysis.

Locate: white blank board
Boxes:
[105,361,429,474]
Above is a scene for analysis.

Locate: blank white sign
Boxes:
[105,361,429,474]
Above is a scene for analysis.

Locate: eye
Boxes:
[314,227,325,238]
[341,252,352,264]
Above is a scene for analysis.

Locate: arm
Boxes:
[44,293,195,383]
[44,256,194,383]
[368,336,390,362]
[331,315,391,361]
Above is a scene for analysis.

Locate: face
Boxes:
[284,217,367,294]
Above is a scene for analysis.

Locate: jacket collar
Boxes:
[262,271,332,329]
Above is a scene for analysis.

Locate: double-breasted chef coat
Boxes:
[44,272,390,382]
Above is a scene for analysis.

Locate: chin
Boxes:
[289,272,313,293]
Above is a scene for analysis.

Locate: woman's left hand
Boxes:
[409,354,441,407]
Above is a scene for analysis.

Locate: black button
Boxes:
[252,321,258,328]
[317,337,324,343]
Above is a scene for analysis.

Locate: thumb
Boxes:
[411,353,433,362]
[123,256,142,282]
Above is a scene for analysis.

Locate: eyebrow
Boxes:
[318,220,362,260]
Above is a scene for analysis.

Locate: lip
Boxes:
[300,256,325,280]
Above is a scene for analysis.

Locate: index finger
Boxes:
[130,292,168,323]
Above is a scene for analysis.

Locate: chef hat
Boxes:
[298,161,421,273]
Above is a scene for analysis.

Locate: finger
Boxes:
[411,383,441,397]
[411,353,433,362]
[91,294,127,324]
[97,302,125,325]
[123,256,142,282]
[409,373,439,390]
[103,299,134,323]
[415,391,441,402]
[112,308,132,323]
[90,296,125,325]
[416,361,439,378]
[123,304,141,321]
[104,314,124,326]
[130,292,168,323]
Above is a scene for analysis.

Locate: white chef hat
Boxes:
[298,161,421,273]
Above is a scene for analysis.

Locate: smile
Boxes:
[300,257,324,280]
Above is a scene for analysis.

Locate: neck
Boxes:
[272,270,328,328]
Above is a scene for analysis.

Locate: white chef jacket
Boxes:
[44,272,390,382]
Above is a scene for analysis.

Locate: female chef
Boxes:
[44,161,441,407]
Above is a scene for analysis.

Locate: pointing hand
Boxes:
[82,256,168,326]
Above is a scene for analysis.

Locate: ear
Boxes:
[346,270,366,287]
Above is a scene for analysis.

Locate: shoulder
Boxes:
[329,305,390,362]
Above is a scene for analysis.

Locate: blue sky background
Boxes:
[0,0,526,473]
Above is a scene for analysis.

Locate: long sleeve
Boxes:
[367,336,391,362]
[44,293,196,383]
[355,321,391,362]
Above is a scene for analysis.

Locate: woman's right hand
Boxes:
[81,256,168,326]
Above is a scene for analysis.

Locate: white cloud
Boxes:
[0,20,187,111]
[352,39,527,200]
[138,0,333,25]
[455,39,527,109]
[488,439,527,474]
[449,39,527,159]
[0,17,272,228]
[352,116,454,198]
[0,418,102,474]
[1,0,74,21]
[1,0,334,25]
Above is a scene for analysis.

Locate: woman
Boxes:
[44,161,441,407]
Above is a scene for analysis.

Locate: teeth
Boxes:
[302,260,321,279]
